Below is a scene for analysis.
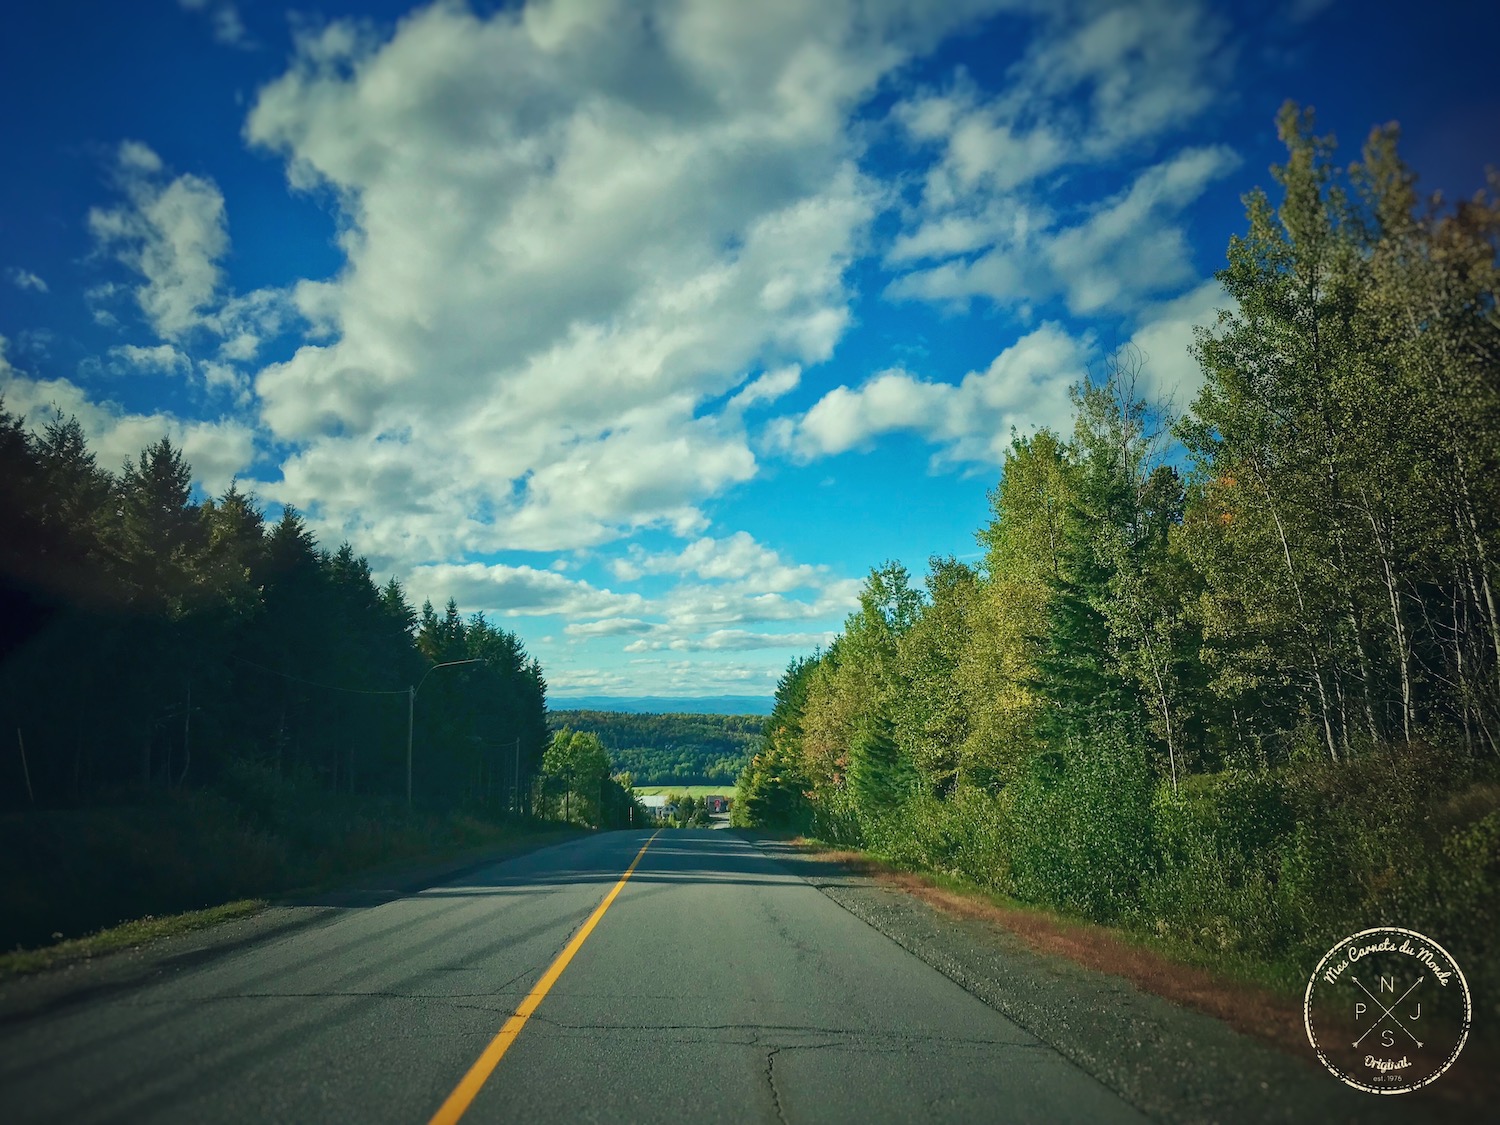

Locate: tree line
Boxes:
[736,106,1500,987]
[0,422,550,813]
[534,727,645,829]
[549,710,760,785]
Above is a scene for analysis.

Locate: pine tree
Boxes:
[847,716,915,810]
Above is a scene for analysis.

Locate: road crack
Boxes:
[765,1045,788,1125]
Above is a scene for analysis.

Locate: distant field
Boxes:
[633,785,734,798]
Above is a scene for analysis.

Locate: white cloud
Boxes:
[623,629,836,653]
[728,364,801,412]
[1128,278,1228,409]
[178,0,252,48]
[545,658,781,698]
[656,578,862,628]
[405,562,646,620]
[7,268,48,293]
[563,618,657,638]
[776,322,1087,465]
[241,0,1007,563]
[89,142,229,340]
[886,0,1234,317]
[200,360,252,404]
[218,333,258,361]
[110,343,191,375]
[888,146,1238,315]
[1015,0,1229,155]
[611,531,825,592]
[0,339,256,494]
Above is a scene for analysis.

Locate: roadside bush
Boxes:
[0,766,550,951]
[1142,770,1294,961]
[808,783,863,846]
[1005,730,1156,922]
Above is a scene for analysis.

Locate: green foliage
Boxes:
[1004,732,1157,922]
[0,421,550,815]
[753,106,1500,1006]
[0,761,560,951]
[540,728,640,828]
[847,717,917,811]
[659,793,714,829]
[892,557,977,793]
[548,710,760,785]
[734,658,819,830]
[733,736,811,832]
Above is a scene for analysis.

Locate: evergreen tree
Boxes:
[847,716,915,810]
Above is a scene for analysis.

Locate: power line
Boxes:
[229,656,409,697]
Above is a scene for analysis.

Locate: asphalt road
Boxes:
[0,830,1150,1123]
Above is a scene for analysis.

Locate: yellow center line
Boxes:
[427,830,661,1125]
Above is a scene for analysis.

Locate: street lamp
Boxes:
[407,658,484,809]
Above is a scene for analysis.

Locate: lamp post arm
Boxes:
[414,657,484,700]
[406,658,485,810]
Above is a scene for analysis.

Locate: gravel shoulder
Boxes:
[751,837,1459,1125]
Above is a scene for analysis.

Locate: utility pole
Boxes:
[513,736,521,817]
[406,658,484,810]
[179,682,191,788]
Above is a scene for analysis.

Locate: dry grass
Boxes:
[0,898,267,981]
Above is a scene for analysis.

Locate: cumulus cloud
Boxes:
[563,618,657,638]
[405,562,646,620]
[1127,278,1229,409]
[109,343,191,376]
[86,143,292,355]
[89,142,229,340]
[241,0,1007,562]
[775,322,1087,465]
[611,531,825,591]
[0,337,256,493]
[728,365,801,412]
[656,578,862,628]
[545,658,781,697]
[200,360,252,404]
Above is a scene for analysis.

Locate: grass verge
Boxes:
[792,839,1326,1050]
[0,899,267,980]
[792,837,1496,1117]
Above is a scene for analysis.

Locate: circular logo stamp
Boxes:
[1304,926,1470,1094]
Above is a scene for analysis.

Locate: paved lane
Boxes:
[0,831,1142,1124]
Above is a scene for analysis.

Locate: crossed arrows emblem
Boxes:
[1351,975,1424,1049]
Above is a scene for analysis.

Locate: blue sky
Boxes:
[2,0,1495,701]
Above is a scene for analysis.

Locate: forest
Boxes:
[549,710,761,786]
[0,424,551,946]
[735,107,1500,1001]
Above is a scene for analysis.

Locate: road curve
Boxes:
[0,830,1143,1123]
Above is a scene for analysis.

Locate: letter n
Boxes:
[1380,976,1394,993]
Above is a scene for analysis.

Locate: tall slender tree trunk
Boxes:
[1453,580,1476,755]
[1361,496,1414,741]
[1344,603,1381,742]
[1265,492,1339,761]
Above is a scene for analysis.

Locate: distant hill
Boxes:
[549,694,774,716]
[549,709,764,786]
